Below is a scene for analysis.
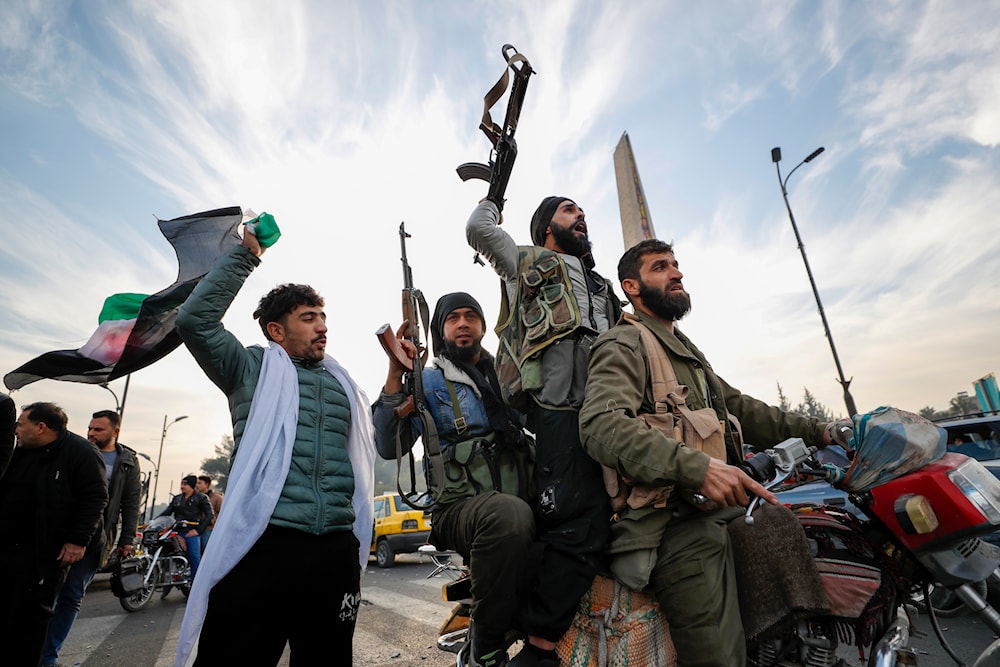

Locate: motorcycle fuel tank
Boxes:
[868,452,1000,552]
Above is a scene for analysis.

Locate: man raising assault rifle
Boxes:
[466,196,621,665]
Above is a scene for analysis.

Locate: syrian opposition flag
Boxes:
[3,206,244,391]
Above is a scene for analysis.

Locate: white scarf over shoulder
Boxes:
[175,344,375,667]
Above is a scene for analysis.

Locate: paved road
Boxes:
[58,554,1000,666]
[59,554,458,667]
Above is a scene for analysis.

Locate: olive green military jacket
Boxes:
[579,309,826,564]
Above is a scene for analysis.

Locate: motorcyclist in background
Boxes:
[159,474,212,580]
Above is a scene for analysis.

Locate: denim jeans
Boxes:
[200,529,213,555]
[41,542,102,665]
[184,532,201,579]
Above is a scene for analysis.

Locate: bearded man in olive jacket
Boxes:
[579,240,845,667]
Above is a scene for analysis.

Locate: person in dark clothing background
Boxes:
[42,408,141,667]
[0,402,107,667]
[160,474,213,581]
[0,391,15,477]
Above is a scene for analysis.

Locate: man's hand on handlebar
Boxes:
[698,457,778,509]
[824,419,854,448]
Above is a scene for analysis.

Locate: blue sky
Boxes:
[2,1,998,493]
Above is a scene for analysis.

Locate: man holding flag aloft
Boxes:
[172,220,375,666]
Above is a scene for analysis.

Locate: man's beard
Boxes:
[549,223,592,258]
[638,279,691,322]
[90,437,114,449]
[443,338,482,363]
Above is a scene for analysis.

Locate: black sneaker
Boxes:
[466,621,508,667]
[508,644,559,667]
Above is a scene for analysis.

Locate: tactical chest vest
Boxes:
[494,247,620,409]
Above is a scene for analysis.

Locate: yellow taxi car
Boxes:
[370,492,432,568]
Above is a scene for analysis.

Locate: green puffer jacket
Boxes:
[580,309,826,557]
[176,245,355,535]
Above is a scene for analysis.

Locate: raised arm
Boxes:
[465,200,519,281]
[176,239,261,394]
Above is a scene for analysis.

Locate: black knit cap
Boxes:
[530,196,574,247]
[182,475,198,488]
[431,292,486,357]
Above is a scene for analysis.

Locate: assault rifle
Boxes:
[457,44,535,265]
[375,222,441,509]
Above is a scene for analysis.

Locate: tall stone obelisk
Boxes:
[613,132,656,250]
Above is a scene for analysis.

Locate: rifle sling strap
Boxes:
[479,51,531,147]
[414,289,431,367]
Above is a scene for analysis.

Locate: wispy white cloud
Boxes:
[0,0,85,106]
[848,1,1000,154]
[2,0,999,486]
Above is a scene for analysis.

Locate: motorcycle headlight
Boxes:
[948,459,1000,524]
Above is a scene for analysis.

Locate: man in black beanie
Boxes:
[374,292,535,667]
[467,197,621,665]
[159,474,213,582]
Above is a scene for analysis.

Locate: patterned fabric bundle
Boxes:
[791,504,900,649]
[556,575,677,667]
[841,406,947,492]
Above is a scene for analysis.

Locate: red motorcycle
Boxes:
[439,407,1000,666]
[736,423,1000,667]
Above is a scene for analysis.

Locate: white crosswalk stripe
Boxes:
[363,582,452,624]
[59,582,455,666]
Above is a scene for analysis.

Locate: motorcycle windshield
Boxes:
[839,406,947,492]
[146,515,173,532]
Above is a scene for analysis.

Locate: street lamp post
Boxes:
[149,414,188,521]
[98,374,131,420]
[135,451,157,522]
[771,146,858,417]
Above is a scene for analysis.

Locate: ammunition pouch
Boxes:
[428,431,535,506]
[603,314,727,514]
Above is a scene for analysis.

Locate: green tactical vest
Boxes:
[494,247,621,409]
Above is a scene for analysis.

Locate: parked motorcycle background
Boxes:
[119,516,196,612]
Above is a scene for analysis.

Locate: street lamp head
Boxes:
[174,415,189,423]
[803,146,825,163]
[771,147,782,163]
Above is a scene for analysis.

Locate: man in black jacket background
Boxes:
[42,409,141,667]
[0,402,108,666]
[160,474,213,581]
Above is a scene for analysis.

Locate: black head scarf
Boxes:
[430,292,486,358]
[530,195,575,247]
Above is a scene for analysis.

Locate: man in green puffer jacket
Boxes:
[174,228,374,666]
